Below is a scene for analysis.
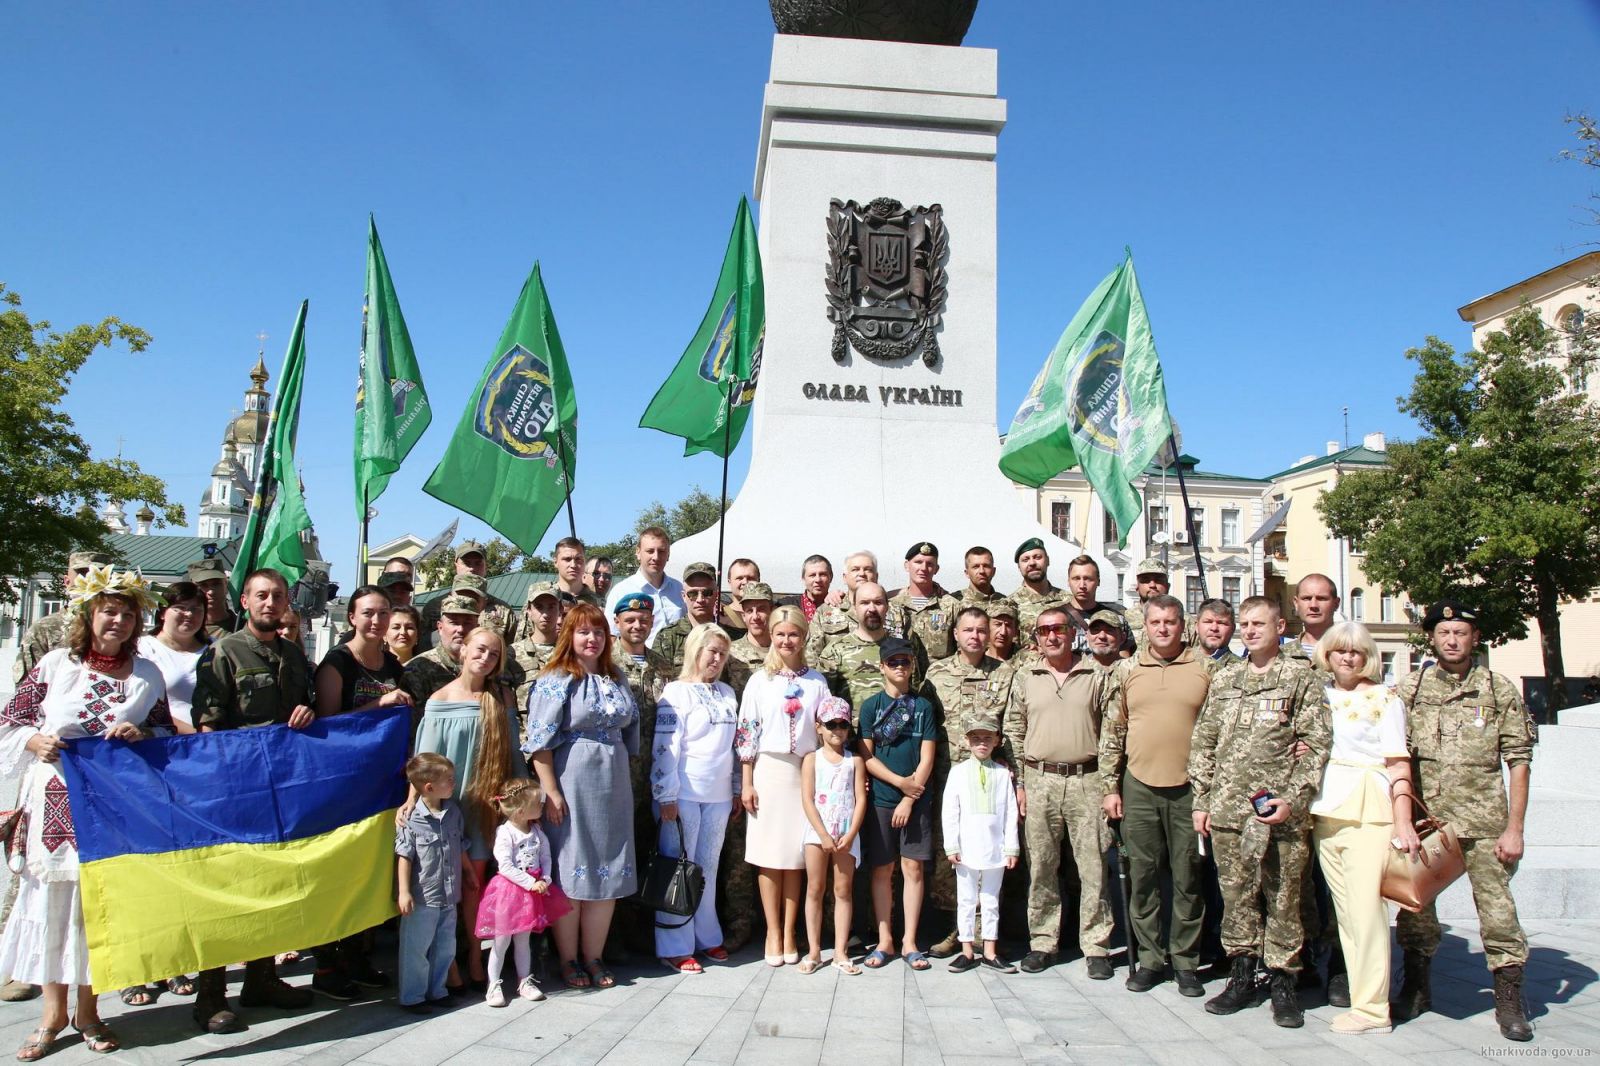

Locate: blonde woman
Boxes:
[736,605,828,965]
[1311,622,1420,1035]
[652,623,741,973]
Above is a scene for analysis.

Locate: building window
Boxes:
[1116,573,1126,604]
[1409,649,1422,673]
[1051,500,1073,541]
[38,598,63,623]
[1221,508,1241,547]
[1350,589,1364,621]
[1103,510,1120,548]
[1148,504,1169,541]
[1222,576,1241,608]
[1381,592,1395,623]
[1186,507,1205,547]
[1561,305,1590,392]
[1186,576,1204,616]
[1380,652,1397,684]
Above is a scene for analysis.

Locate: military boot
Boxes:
[1492,965,1534,1042]
[240,957,313,1010]
[1269,969,1304,1028]
[1391,950,1432,1021]
[192,968,244,1034]
[1204,955,1262,1015]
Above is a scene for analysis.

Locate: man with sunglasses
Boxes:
[999,608,1114,976]
[651,562,725,676]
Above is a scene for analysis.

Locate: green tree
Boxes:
[582,486,724,581]
[1319,307,1600,712]
[0,285,184,603]
[415,537,527,592]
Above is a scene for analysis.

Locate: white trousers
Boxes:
[655,800,731,958]
[956,864,1002,943]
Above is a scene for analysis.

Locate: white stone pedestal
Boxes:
[669,34,1088,592]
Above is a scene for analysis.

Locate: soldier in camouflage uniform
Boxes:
[986,600,1021,663]
[717,581,773,950]
[890,542,956,662]
[1011,538,1068,648]
[1196,598,1241,667]
[1125,558,1199,650]
[505,583,563,730]
[1084,608,1129,669]
[11,551,109,685]
[717,557,761,642]
[401,594,479,713]
[813,582,921,722]
[421,541,518,643]
[938,547,1012,638]
[1189,596,1331,1028]
[805,551,909,660]
[1280,574,1339,662]
[1392,600,1535,1042]
[652,563,722,675]
[188,558,240,639]
[610,591,672,955]
[920,605,1006,955]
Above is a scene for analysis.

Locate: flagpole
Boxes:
[357,485,369,590]
[555,432,577,539]
[1169,430,1208,601]
[715,383,733,600]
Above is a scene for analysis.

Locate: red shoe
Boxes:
[702,946,730,963]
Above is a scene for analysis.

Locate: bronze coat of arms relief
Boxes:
[825,197,949,367]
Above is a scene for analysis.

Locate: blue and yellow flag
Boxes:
[59,708,408,990]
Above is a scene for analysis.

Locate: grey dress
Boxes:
[522,670,640,901]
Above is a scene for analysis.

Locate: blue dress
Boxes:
[523,671,639,901]
[415,698,529,862]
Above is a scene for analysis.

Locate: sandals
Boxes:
[15,1027,59,1062]
[559,960,591,990]
[167,975,195,996]
[661,956,703,975]
[702,946,730,963]
[833,958,863,976]
[118,985,156,1007]
[796,957,822,975]
[863,949,893,969]
[584,959,616,989]
[905,951,932,971]
[72,1020,119,1055]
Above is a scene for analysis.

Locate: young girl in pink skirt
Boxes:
[475,781,571,1006]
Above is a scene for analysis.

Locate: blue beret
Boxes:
[613,592,655,615]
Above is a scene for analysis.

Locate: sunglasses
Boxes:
[684,589,717,600]
[821,720,851,731]
[1035,624,1070,636]
[882,657,913,668]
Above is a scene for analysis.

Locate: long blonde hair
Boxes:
[763,605,809,676]
[679,623,732,682]
[459,627,515,844]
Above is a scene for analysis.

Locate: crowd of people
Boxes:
[0,529,1543,1057]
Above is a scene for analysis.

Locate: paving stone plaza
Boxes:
[0,917,1592,1065]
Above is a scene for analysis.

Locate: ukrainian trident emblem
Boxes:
[825,197,949,367]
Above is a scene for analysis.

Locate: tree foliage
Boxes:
[0,285,184,603]
[582,485,724,581]
[415,537,529,592]
[1318,307,1600,708]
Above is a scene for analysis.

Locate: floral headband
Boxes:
[67,564,161,615]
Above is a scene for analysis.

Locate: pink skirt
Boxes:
[474,872,572,938]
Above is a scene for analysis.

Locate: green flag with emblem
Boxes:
[639,197,764,457]
[999,253,1172,549]
[355,217,432,517]
[230,300,313,603]
[422,263,577,554]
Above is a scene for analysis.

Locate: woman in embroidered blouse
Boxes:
[1311,622,1421,1036]
[0,567,172,1060]
[736,605,828,966]
[523,602,639,990]
[652,623,741,974]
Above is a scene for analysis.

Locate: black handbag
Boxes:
[636,817,704,929]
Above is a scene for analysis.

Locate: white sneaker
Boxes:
[518,976,545,1002]
[485,980,507,1007]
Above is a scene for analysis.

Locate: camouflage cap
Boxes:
[69,551,112,571]
[186,559,228,584]
[452,573,488,597]
[1423,598,1478,632]
[905,541,938,561]
[378,571,414,591]
[986,600,1020,621]
[878,635,915,663]
[439,593,482,617]
[961,709,1002,736]
[1135,557,1168,578]
[683,561,717,583]
[526,581,560,605]
[1014,537,1046,562]
[455,540,487,559]
[739,581,775,604]
[1087,607,1124,629]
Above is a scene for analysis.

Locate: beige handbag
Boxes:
[1381,798,1467,912]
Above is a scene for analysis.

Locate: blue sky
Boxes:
[5,1,1598,583]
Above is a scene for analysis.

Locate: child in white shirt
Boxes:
[940,711,1019,972]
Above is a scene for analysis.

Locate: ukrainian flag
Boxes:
[59,706,409,990]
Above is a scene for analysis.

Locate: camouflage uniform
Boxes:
[504,638,556,731]
[12,609,71,685]
[813,631,899,723]
[423,593,517,645]
[612,641,671,952]
[1011,583,1068,648]
[724,636,768,702]
[650,616,703,676]
[203,610,240,642]
[804,600,909,661]
[400,644,462,719]
[920,653,1005,911]
[1395,664,1534,970]
[891,587,956,662]
[192,630,315,730]
[1188,653,1331,971]
[718,635,768,949]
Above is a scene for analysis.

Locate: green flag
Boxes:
[999,253,1172,548]
[639,197,764,457]
[422,263,577,554]
[355,217,432,517]
[229,300,313,604]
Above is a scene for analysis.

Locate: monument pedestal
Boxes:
[670,34,1088,591]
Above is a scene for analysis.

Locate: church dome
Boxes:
[230,409,268,444]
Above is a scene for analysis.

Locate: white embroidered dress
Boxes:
[0,649,171,986]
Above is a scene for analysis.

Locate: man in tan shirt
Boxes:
[1099,594,1213,996]
[1000,607,1114,976]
